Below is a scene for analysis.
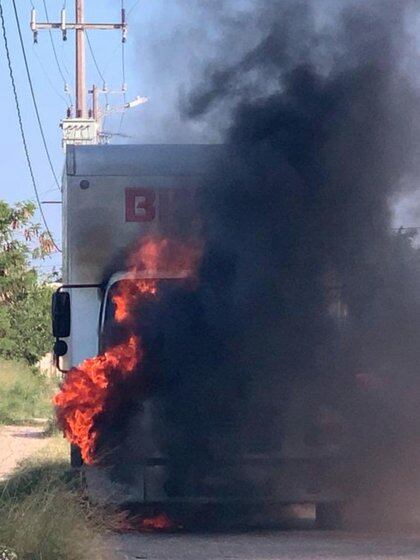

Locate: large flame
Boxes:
[54,335,141,464]
[54,237,201,464]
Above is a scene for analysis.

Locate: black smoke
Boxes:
[101,0,420,521]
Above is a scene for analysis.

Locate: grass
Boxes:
[0,362,116,559]
[0,437,108,560]
[0,360,56,425]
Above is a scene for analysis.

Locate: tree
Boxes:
[0,200,56,364]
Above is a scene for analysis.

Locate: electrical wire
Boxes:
[86,31,106,86]
[0,0,61,253]
[122,40,127,87]
[103,0,139,76]
[86,30,110,118]
[42,0,73,106]
[128,0,141,16]
[118,27,127,134]
[41,183,62,195]
[32,43,70,107]
[11,0,62,195]
[85,31,108,101]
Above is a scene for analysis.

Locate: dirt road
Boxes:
[3,426,420,559]
[0,425,49,480]
[111,530,420,560]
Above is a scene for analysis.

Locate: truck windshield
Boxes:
[101,277,190,350]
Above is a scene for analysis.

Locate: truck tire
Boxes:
[315,502,344,530]
[70,444,83,468]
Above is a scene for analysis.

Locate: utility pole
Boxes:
[75,0,86,119]
[30,2,127,147]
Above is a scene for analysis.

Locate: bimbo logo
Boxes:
[125,188,156,222]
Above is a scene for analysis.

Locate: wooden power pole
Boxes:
[30,1,127,145]
[75,0,86,119]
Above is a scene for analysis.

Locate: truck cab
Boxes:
[53,144,346,523]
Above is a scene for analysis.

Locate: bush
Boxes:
[0,360,55,424]
[0,200,56,366]
[2,283,55,366]
[0,439,107,560]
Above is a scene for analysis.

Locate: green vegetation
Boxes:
[0,200,55,365]
[0,360,55,425]
[0,201,109,559]
[0,438,107,560]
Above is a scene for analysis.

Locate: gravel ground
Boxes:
[110,530,420,560]
[0,425,49,480]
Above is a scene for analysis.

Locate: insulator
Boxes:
[61,8,66,30]
[30,9,36,31]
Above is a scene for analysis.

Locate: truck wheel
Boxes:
[70,444,83,468]
[315,502,344,530]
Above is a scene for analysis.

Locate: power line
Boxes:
[118,34,127,134]
[11,0,62,194]
[59,31,73,83]
[86,29,110,121]
[121,0,127,90]
[86,31,106,86]
[121,41,127,88]
[128,0,141,16]
[41,183,62,195]
[32,43,70,106]
[104,0,138,76]
[0,0,61,253]
[42,0,73,106]
[103,43,120,78]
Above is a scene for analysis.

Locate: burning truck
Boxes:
[52,143,351,527]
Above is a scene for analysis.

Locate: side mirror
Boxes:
[54,339,68,357]
[52,291,71,338]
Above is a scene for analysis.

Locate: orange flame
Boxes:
[53,335,141,464]
[113,280,158,323]
[115,511,181,533]
[54,237,201,464]
[137,513,180,532]
[127,237,201,274]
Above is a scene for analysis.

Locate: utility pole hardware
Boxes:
[30,1,128,148]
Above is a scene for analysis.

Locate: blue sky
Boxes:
[0,2,145,273]
[0,0,211,275]
[1,1,417,276]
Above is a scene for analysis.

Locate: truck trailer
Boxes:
[52,144,345,526]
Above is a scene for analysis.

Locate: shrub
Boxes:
[0,360,55,424]
[0,439,107,560]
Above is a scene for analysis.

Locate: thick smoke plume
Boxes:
[104,0,420,519]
